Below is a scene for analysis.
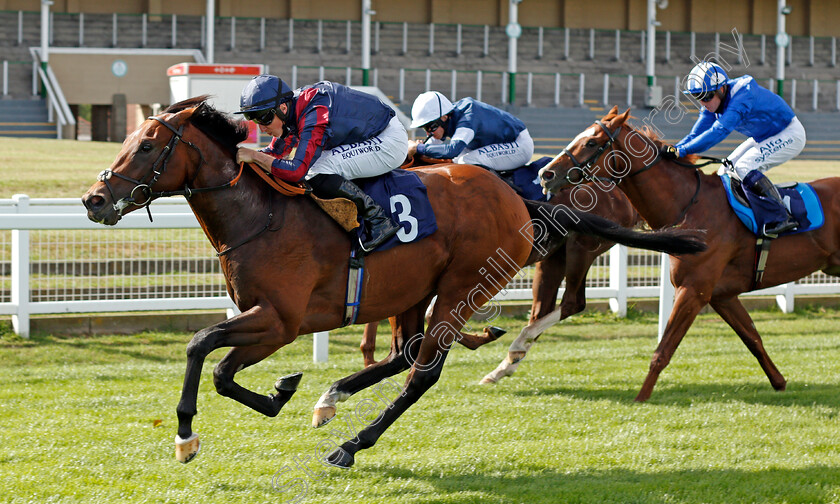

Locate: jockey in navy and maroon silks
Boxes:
[235,74,407,252]
[660,62,806,236]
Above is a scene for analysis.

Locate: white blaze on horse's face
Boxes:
[566,126,597,154]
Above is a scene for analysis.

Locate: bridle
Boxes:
[554,120,715,227]
[96,115,242,222]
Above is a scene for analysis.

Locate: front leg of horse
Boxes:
[213,346,303,416]
[635,286,706,402]
[175,305,294,463]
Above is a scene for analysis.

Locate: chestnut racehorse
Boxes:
[82,98,705,467]
[359,184,642,384]
[539,107,840,402]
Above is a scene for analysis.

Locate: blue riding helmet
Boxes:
[682,62,729,100]
[236,74,293,114]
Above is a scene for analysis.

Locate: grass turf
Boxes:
[1,308,839,503]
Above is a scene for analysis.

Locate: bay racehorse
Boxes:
[82,98,705,467]
[539,107,840,402]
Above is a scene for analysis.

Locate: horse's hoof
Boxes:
[175,433,200,463]
[275,372,303,392]
[507,351,526,364]
[323,448,354,469]
[479,374,497,385]
[485,326,507,340]
[312,406,336,428]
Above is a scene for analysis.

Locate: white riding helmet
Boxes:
[410,91,455,129]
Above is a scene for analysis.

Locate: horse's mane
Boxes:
[163,95,249,155]
[602,110,701,165]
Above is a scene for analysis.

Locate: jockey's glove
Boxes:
[660,144,679,160]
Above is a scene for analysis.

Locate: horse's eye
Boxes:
[139,142,153,153]
[586,140,598,148]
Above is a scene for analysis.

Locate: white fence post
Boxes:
[813,79,819,111]
[229,16,235,51]
[627,74,633,106]
[526,72,533,106]
[402,22,408,55]
[776,282,795,313]
[317,19,322,53]
[399,68,405,102]
[603,73,609,105]
[313,331,329,362]
[760,34,766,65]
[554,73,561,106]
[537,26,543,59]
[142,13,148,47]
[578,73,585,107]
[657,253,674,342]
[483,25,489,57]
[346,20,352,54]
[172,14,178,48]
[2,61,8,96]
[425,68,431,91]
[428,23,435,56]
[288,18,294,52]
[456,24,462,56]
[476,70,482,102]
[609,245,627,316]
[451,69,457,101]
[79,12,84,46]
[259,17,265,51]
[11,195,31,338]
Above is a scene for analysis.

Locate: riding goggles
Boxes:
[422,120,443,135]
[690,90,716,102]
[244,108,276,126]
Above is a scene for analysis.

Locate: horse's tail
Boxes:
[523,199,706,256]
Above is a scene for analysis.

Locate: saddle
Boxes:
[719,170,824,238]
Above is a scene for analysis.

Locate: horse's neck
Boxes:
[186,157,281,254]
[620,157,703,229]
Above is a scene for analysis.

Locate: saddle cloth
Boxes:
[719,172,824,237]
[498,156,553,202]
[354,168,438,253]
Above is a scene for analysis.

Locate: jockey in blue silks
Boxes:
[406,91,534,172]
[235,74,407,251]
[660,62,806,235]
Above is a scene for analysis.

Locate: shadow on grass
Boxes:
[509,382,840,410]
[361,465,840,504]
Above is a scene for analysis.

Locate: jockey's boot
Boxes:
[308,174,400,252]
[750,176,798,236]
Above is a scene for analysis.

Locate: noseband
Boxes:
[557,120,622,186]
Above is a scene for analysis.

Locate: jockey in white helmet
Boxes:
[661,62,806,235]
[406,91,534,172]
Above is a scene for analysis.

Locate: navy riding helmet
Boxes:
[235,75,294,132]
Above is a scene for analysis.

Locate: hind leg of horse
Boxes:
[481,257,565,384]
[212,344,303,417]
[312,309,424,428]
[175,304,296,462]
[710,296,786,391]
[636,285,708,402]
[325,294,471,468]
[361,322,380,367]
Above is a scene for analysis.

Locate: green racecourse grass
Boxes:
[0,137,837,199]
[2,309,840,504]
[2,139,840,503]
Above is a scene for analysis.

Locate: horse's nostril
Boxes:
[542,171,555,181]
[82,195,104,211]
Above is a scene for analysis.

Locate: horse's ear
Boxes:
[615,108,632,125]
[609,105,619,116]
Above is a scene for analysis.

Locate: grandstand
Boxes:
[1,0,838,153]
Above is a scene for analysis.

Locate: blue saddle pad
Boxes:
[507,156,552,201]
[719,172,824,236]
[355,169,438,253]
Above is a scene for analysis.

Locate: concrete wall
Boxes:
[49,52,194,104]
[1,0,837,36]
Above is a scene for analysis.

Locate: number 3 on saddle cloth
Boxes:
[354,168,438,253]
[719,169,824,238]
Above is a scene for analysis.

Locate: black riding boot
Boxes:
[309,173,400,252]
[750,176,797,236]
